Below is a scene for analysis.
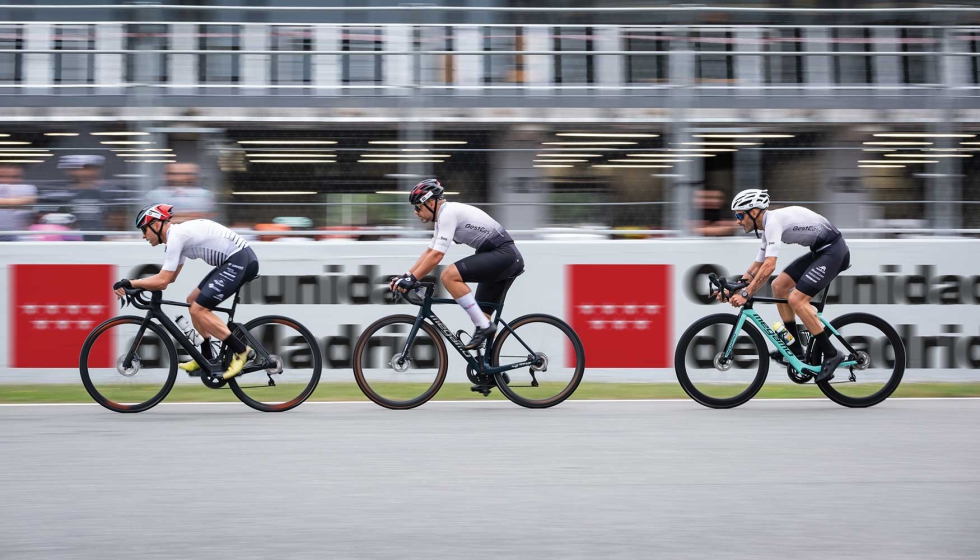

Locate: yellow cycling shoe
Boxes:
[222,347,252,380]
[178,360,201,373]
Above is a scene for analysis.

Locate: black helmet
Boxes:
[409,178,444,206]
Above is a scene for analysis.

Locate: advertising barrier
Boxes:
[2,238,979,383]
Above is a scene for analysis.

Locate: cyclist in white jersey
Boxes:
[112,204,260,379]
[727,189,851,382]
[390,179,524,350]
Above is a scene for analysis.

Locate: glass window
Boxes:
[764,28,803,84]
[0,26,22,84]
[125,24,168,84]
[271,26,312,87]
[54,25,95,85]
[483,27,523,85]
[553,27,594,84]
[901,28,938,85]
[694,30,733,83]
[198,25,241,84]
[417,26,453,86]
[833,28,874,85]
[342,27,383,86]
[624,28,668,84]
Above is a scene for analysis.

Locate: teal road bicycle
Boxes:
[674,273,906,409]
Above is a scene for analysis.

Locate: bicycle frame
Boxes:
[725,308,858,373]
[121,289,273,377]
[399,283,541,376]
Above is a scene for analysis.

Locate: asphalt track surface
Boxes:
[2,399,978,560]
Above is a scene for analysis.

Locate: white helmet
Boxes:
[731,189,770,212]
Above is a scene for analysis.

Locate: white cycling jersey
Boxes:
[428,201,513,253]
[755,206,842,263]
[161,219,250,271]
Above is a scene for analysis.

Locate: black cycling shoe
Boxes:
[463,324,495,350]
[769,350,803,367]
[816,352,844,383]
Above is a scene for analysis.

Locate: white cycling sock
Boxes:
[456,292,491,329]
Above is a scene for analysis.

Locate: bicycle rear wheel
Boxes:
[352,315,448,409]
[79,316,178,413]
[228,316,323,412]
[489,314,585,408]
[816,313,905,408]
[674,313,769,408]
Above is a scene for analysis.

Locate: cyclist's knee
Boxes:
[772,274,795,297]
[441,265,462,285]
[787,289,811,309]
[189,301,210,318]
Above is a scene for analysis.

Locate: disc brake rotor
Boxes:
[265,354,284,375]
[390,353,411,373]
[530,351,548,372]
[713,352,733,372]
[115,354,141,377]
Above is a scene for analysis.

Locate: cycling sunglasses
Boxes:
[735,212,745,221]
[413,204,422,213]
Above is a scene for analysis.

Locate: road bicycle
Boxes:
[674,273,905,409]
[352,276,586,409]
[79,282,322,413]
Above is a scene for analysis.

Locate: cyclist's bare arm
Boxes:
[741,261,763,283]
[131,264,183,292]
[409,249,445,280]
[744,258,776,296]
[408,248,435,273]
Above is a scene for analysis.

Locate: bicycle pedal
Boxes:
[470,384,493,397]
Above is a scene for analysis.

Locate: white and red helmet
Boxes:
[135,203,174,230]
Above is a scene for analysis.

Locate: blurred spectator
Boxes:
[0,164,37,241]
[691,189,738,237]
[145,163,216,222]
[38,155,132,241]
[28,213,83,242]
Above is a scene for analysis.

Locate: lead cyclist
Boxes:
[727,189,851,383]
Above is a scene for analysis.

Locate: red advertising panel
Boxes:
[11,264,116,368]
[566,264,672,368]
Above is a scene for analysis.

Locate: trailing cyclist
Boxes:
[390,179,524,350]
[727,189,851,382]
[112,204,260,379]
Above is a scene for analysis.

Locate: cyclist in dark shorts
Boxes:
[726,189,851,382]
[390,179,524,350]
[112,204,260,379]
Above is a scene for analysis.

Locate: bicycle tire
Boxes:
[674,313,769,409]
[228,315,323,412]
[489,314,586,409]
[352,314,449,410]
[79,316,178,413]
[817,313,906,408]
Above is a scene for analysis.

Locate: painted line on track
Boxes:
[1,396,980,408]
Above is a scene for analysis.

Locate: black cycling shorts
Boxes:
[455,242,525,314]
[782,237,850,297]
[195,247,260,309]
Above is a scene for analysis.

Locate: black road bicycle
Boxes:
[674,273,906,409]
[352,276,586,409]
[79,283,322,413]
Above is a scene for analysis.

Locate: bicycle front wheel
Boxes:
[489,314,585,408]
[228,316,323,412]
[816,313,906,408]
[79,316,178,413]
[352,315,448,409]
[674,313,769,409]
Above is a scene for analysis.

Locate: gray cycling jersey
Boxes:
[756,206,842,263]
[429,201,513,253]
